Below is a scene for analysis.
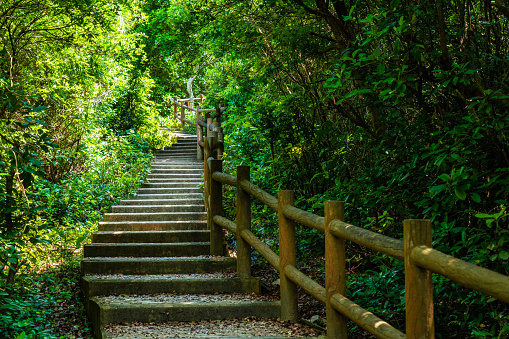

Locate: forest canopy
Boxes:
[1,0,509,337]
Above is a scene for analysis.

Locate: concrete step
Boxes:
[158,147,196,153]
[82,274,260,297]
[81,256,237,275]
[156,149,196,154]
[145,178,202,183]
[150,164,203,169]
[136,187,202,194]
[130,193,203,200]
[146,174,202,179]
[152,160,202,165]
[111,205,204,213]
[91,230,209,243]
[83,242,213,257]
[119,198,204,205]
[102,212,207,222]
[140,182,201,189]
[152,155,202,160]
[155,154,197,158]
[101,322,318,339]
[148,171,203,178]
[88,295,281,338]
[98,220,207,232]
[156,152,196,157]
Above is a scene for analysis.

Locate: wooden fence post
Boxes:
[173,100,177,120]
[196,110,204,160]
[325,201,347,338]
[217,127,224,159]
[236,166,251,278]
[209,159,224,256]
[207,117,213,137]
[180,106,185,130]
[203,137,210,211]
[278,190,298,322]
[404,219,434,339]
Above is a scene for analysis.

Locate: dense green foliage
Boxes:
[140,0,509,337]
[1,0,509,337]
[0,0,176,336]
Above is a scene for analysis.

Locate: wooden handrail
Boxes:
[239,179,278,211]
[411,245,509,304]
[240,228,281,271]
[172,97,225,161]
[192,95,509,339]
[330,220,404,261]
[329,293,406,339]
[212,171,236,186]
[282,205,325,233]
[284,264,325,303]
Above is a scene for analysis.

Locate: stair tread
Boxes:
[83,256,233,261]
[103,318,320,339]
[113,204,204,208]
[93,230,209,235]
[104,212,206,215]
[93,293,279,305]
[86,242,210,246]
[99,220,207,224]
[83,272,237,280]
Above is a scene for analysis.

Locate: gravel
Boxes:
[85,272,237,280]
[104,318,322,338]
[97,293,278,304]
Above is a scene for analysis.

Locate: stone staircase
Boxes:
[81,131,282,339]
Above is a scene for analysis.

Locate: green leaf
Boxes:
[455,187,467,200]
[33,106,47,112]
[438,173,450,182]
[499,251,509,260]
[471,193,481,203]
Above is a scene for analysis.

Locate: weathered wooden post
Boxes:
[173,100,177,120]
[196,109,204,160]
[217,127,224,159]
[206,116,213,137]
[203,137,210,211]
[209,159,224,256]
[180,105,185,130]
[404,219,434,339]
[325,201,347,338]
[278,190,298,322]
[236,166,251,278]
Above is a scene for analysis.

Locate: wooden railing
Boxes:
[173,97,509,339]
[172,96,225,161]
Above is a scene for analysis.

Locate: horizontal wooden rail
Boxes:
[282,205,325,233]
[284,265,326,303]
[411,245,509,304]
[330,293,406,339]
[212,172,236,186]
[174,102,216,113]
[239,179,278,211]
[330,220,404,261]
[198,120,208,128]
[240,228,281,271]
[213,215,236,233]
